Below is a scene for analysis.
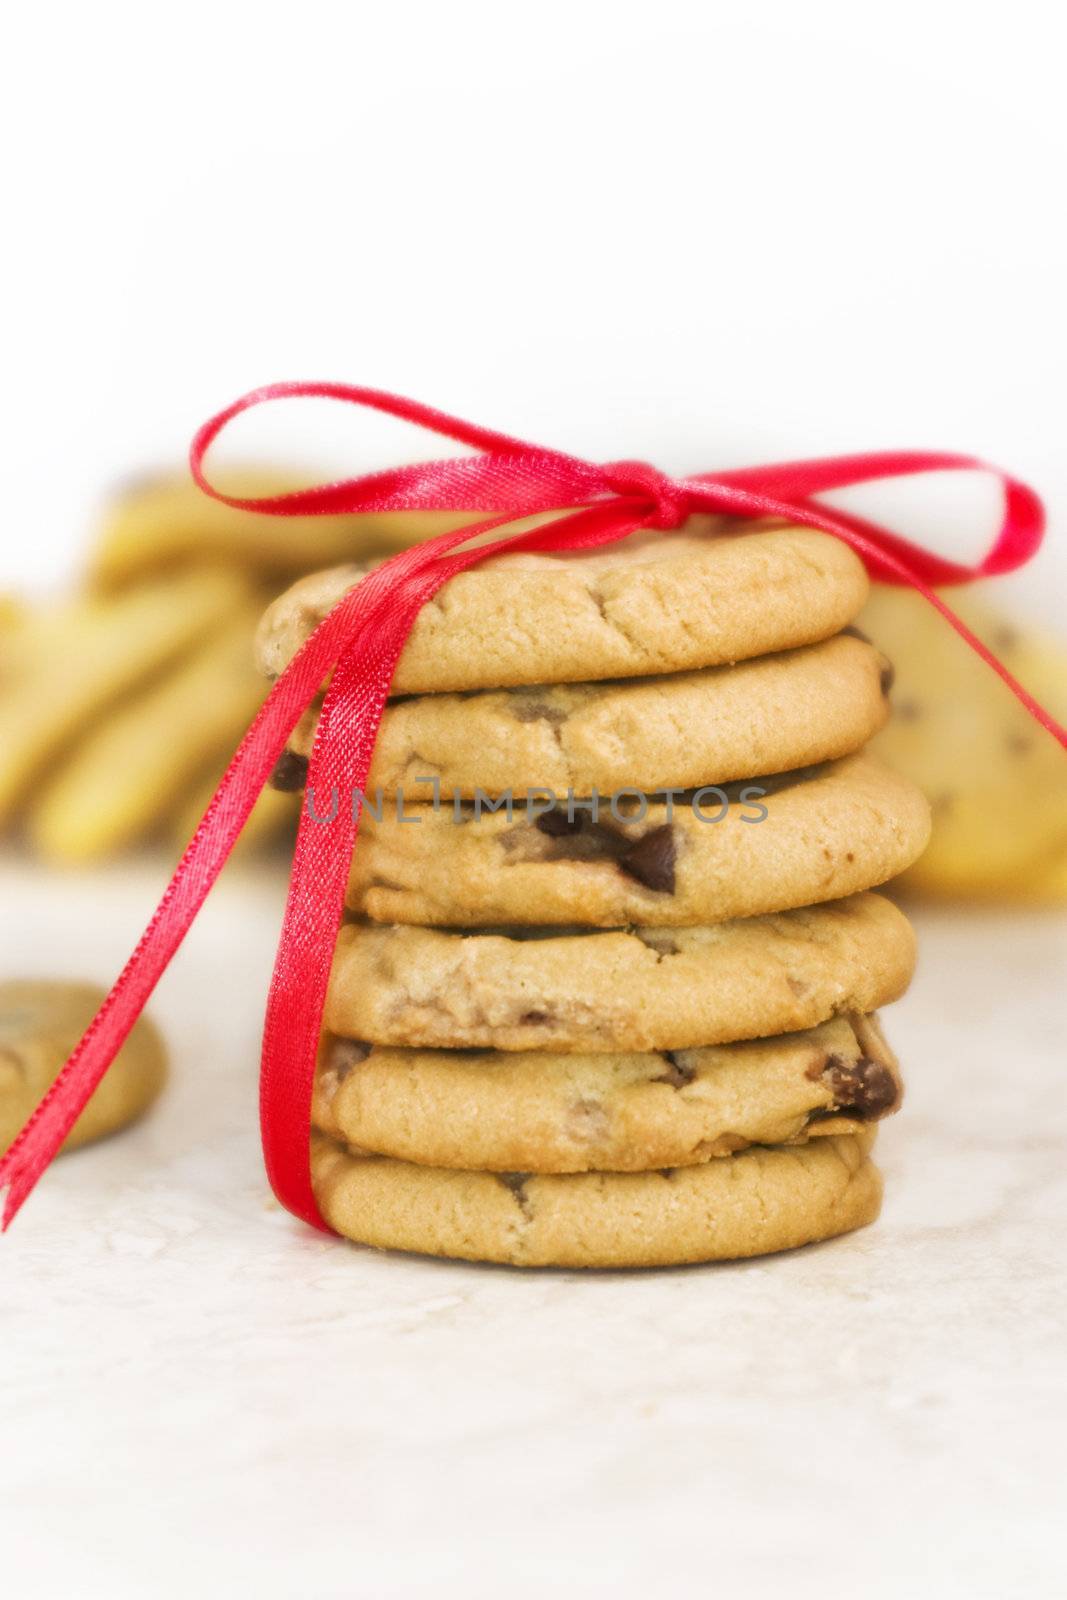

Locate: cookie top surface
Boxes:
[326,893,914,1052]
[310,1129,882,1267]
[0,979,166,1155]
[256,519,869,693]
[314,1011,901,1175]
[347,753,932,926]
[281,631,891,796]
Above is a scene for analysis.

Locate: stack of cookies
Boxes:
[257,517,931,1268]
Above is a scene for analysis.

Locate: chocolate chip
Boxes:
[270,749,310,792]
[633,929,680,956]
[513,698,567,726]
[650,1051,696,1088]
[619,825,676,893]
[327,1038,371,1081]
[496,1172,533,1216]
[529,816,630,864]
[535,809,585,837]
[568,1098,608,1141]
[821,1053,900,1118]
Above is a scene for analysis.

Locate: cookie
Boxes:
[326,893,914,1052]
[313,1011,900,1174]
[0,980,166,1156]
[257,520,869,694]
[862,586,1067,901]
[88,467,456,590]
[280,631,891,797]
[310,1128,881,1267]
[28,610,266,865]
[346,754,931,926]
[0,567,252,826]
[1011,847,1067,902]
[0,592,28,644]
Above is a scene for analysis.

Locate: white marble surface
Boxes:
[2,854,1065,1599]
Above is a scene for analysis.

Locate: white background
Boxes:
[3,0,1066,616]
[3,5,1066,1599]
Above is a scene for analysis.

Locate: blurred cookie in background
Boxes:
[88,466,462,590]
[0,568,252,830]
[861,585,1067,903]
[0,468,442,866]
[27,607,266,864]
[0,979,166,1156]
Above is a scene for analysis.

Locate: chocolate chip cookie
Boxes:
[0,979,166,1156]
[326,893,914,1051]
[863,584,1067,901]
[346,754,931,926]
[310,1127,882,1266]
[279,631,891,797]
[252,509,923,1269]
[257,520,869,693]
[313,1011,900,1174]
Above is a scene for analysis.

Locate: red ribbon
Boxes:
[2,380,1064,1234]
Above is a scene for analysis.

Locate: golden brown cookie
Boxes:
[88,467,457,589]
[257,520,869,693]
[310,1129,882,1267]
[313,1012,900,1174]
[345,754,931,926]
[325,893,914,1052]
[28,610,267,865]
[0,568,252,826]
[280,631,891,797]
[0,980,167,1156]
[862,585,1067,901]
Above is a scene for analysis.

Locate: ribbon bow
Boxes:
[2,381,1064,1233]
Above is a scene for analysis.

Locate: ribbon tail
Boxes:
[0,506,548,1229]
[0,754,288,1227]
[259,590,428,1229]
[0,785,262,1229]
[0,611,368,1228]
